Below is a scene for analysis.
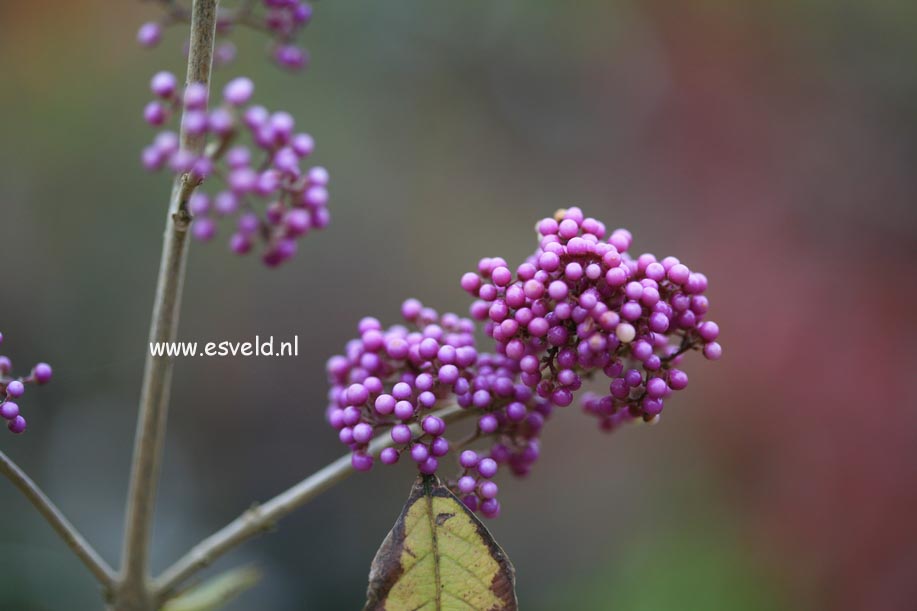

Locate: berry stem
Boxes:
[0,449,116,590]
[118,1,219,609]
[153,402,471,603]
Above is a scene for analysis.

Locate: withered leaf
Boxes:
[364,475,517,611]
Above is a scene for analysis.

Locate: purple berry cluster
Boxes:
[461,207,721,431]
[449,352,550,518]
[138,0,314,71]
[142,75,330,267]
[325,302,552,518]
[326,209,721,518]
[262,0,313,70]
[326,300,478,474]
[0,332,52,435]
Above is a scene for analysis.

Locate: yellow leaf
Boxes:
[364,475,518,611]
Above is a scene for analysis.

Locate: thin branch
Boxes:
[154,403,472,602]
[118,1,220,608]
[157,0,270,34]
[0,449,116,589]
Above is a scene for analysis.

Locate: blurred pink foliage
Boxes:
[640,4,917,609]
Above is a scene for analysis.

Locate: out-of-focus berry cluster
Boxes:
[142,75,330,267]
[462,207,721,431]
[138,0,313,71]
[0,332,52,435]
[326,210,721,518]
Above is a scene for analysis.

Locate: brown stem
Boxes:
[115,1,220,609]
[153,403,472,603]
[0,450,116,590]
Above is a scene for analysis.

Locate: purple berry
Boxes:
[223,77,255,106]
[229,233,253,255]
[345,383,369,406]
[144,101,168,126]
[430,437,449,457]
[379,447,400,465]
[183,83,208,110]
[419,457,438,475]
[352,422,373,444]
[1,401,19,420]
[214,41,237,67]
[394,401,414,420]
[137,22,162,47]
[191,218,217,242]
[479,414,498,433]
[33,363,52,385]
[351,452,373,472]
[422,416,445,436]
[480,498,500,518]
[374,394,396,416]
[6,381,24,398]
[388,424,412,447]
[479,481,499,499]
[274,44,307,70]
[458,476,476,494]
[188,193,210,216]
[291,133,314,157]
[478,458,498,478]
[646,377,668,399]
[459,450,479,469]
[703,342,723,360]
[698,321,720,342]
[209,107,235,135]
[410,444,429,463]
[182,111,208,136]
[668,369,689,390]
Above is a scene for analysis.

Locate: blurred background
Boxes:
[1,0,915,609]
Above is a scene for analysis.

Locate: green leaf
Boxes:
[162,566,261,611]
[364,475,518,611]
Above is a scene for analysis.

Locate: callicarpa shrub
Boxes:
[328,207,721,520]
[0,2,723,610]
